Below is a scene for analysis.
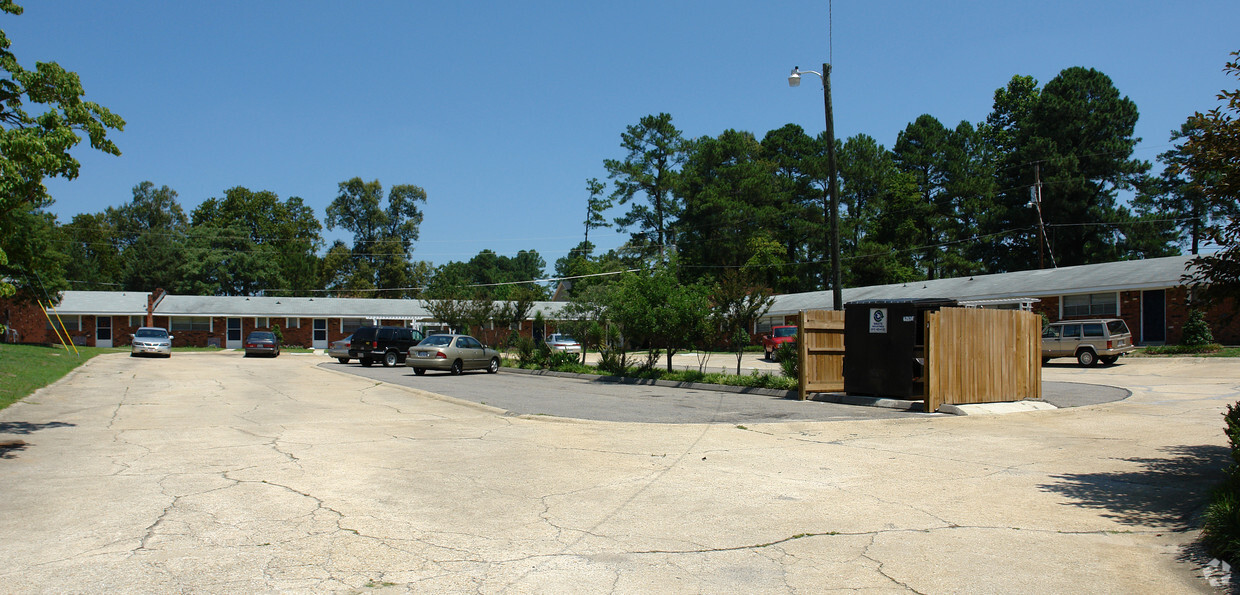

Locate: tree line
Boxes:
[557,66,1235,298]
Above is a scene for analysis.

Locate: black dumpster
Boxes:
[843,298,958,398]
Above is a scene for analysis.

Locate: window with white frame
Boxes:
[255,317,269,328]
[46,315,81,331]
[129,315,145,327]
[170,316,211,331]
[1062,292,1118,317]
[341,318,367,333]
[285,318,300,329]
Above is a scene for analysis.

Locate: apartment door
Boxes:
[1142,289,1166,344]
[226,317,243,349]
[312,319,328,349]
[95,316,112,348]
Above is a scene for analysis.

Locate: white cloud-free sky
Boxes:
[9,1,1238,274]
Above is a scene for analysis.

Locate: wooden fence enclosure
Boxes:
[924,308,1041,413]
[797,310,845,400]
[797,307,1041,411]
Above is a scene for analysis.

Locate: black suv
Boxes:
[349,326,425,367]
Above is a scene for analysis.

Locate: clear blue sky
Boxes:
[9,1,1238,275]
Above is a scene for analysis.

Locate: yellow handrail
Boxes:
[38,300,72,353]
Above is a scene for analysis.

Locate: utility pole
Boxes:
[1031,164,1052,269]
[822,63,842,310]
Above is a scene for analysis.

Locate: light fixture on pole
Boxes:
[788,64,842,310]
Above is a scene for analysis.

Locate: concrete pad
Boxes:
[938,400,1059,415]
[0,353,1232,593]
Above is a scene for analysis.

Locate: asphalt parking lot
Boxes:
[321,357,1131,422]
[0,352,1230,593]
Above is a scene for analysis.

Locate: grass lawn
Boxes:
[0,343,126,411]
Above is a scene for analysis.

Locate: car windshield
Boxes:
[773,327,797,338]
[135,329,167,338]
[248,332,275,341]
[418,335,453,347]
[553,335,577,343]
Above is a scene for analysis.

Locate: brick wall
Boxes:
[1032,288,1239,345]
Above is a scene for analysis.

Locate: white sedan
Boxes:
[545,333,581,353]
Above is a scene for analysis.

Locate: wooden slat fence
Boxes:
[925,308,1041,413]
[798,309,845,400]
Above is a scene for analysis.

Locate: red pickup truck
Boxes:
[760,325,798,360]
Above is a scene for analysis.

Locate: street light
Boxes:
[789,64,842,310]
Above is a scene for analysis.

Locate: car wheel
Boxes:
[360,358,373,367]
[383,350,399,367]
[1077,349,1097,367]
[450,359,463,375]
[413,368,426,376]
[337,357,349,364]
[1100,355,1118,365]
[130,352,137,357]
[487,357,499,374]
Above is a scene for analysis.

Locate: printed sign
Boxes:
[869,308,888,334]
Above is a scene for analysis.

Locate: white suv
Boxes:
[1042,318,1134,366]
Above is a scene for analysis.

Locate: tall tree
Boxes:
[676,129,782,288]
[1183,51,1240,308]
[1135,122,1238,254]
[325,177,427,297]
[837,134,923,286]
[58,212,122,290]
[893,115,952,279]
[189,186,323,295]
[760,124,824,292]
[979,69,1155,270]
[604,113,687,260]
[583,177,610,246]
[106,182,188,292]
[0,1,124,301]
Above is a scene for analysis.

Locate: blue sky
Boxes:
[9,1,1238,275]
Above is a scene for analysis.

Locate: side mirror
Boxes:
[168,335,175,341]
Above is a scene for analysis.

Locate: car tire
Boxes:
[1100,355,1118,365]
[130,352,137,357]
[487,358,499,374]
[337,357,349,364]
[1077,349,1097,367]
[360,358,373,367]
[383,350,399,367]
[413,368,426,376]
[450,359,463,375]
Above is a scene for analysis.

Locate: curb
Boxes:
[500,366,928,411]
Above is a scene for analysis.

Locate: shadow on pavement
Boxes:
[0,421,75,460]
[1040,444,1229,529]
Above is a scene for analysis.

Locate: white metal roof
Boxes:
[48,291,151,315]
[767,254,1197,316]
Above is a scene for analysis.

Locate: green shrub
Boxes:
[1141,344,1223,355]
[271,323,284,345]
[1203,402,1240,565]
[515,336,538,367]
[775,342,799,379]
[547,350,579,370]
[1182,309,1216,347]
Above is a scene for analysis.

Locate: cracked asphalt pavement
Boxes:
[0,352,1235,593]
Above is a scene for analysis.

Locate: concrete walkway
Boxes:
[0,353,1235,593]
